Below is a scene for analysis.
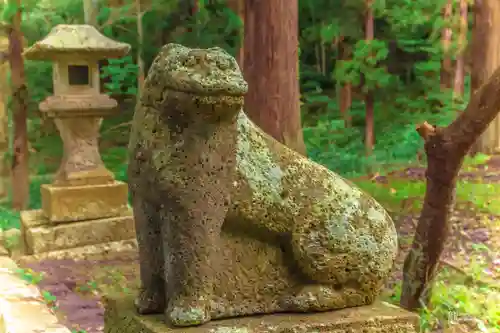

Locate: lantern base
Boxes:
[41,181,129,223]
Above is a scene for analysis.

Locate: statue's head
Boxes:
[143,43,247,118]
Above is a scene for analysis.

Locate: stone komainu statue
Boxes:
[127,43,399,327]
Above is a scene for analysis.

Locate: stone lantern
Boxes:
[20,25,136,256]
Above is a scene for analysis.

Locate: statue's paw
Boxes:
[134,287,165,314]
[279,285,349,312]
[166,298,211,327]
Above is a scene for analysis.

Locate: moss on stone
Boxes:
[209,328,250,333]
[127,43,400,325]
[233,109,398,294]
[146,44,248,97]
[236,111,284,205]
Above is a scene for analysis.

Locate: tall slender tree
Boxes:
[227,0,245,67]
[135,0,146,93]
[243,0,306,155]
[83,0,98,25]
[470,0,500,154]
[453,0,468,98]
[440,0,454,90]
[364,0,375,155]
[6,0,29,210]
[338,38,352,127]
[0,36,8,199]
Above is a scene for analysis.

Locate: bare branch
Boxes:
[416,122,436,141]
[446,66,500,152]
[401,66,500,311]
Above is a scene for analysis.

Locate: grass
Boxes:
[355,178,500,216]
[363,177,500,333]
[462,153,491,170]
[422,262,500,332]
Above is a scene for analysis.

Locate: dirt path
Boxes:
[17,158,500,332]
[20,254,139,333]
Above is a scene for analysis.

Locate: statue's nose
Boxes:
[186,50,231,72]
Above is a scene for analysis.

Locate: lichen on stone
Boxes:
[146,43,248,96]
[236,111,284,205]
[128,43,400,327]
[168,305,208,326]
[209,327,251,333]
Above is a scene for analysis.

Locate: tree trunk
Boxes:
[338,40,352,127]
[83,0,98,25]
[340,83,352,127]
[243,0,306,155]
[227,0,245,67]
[440,0,454,90]
[400,66,500,312]
[136,0,145,94]
[8,0,29,210]
[365,0,375,155]
[0,59,8,199]
[453,0,468,99]
[470,0,500,154]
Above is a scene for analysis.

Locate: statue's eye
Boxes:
[183,56,196,67]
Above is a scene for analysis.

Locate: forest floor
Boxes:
[12,154,499,333]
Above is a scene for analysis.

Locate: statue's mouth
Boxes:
[192,94,244,106]
[164,87,244,106]
[163,70,248,98]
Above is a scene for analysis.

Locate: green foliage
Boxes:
[354,177,500,217]
[16,267,44,285]
[420,257,500,332]
[41,290,58,310]
[1,0,18,23]
[0,206,20,230]
[361,179,500,332]
[303,101,456,175]
[335,39,393,91]
[101,56,139,96]
[297,0,471,176]
[24,60,53,104]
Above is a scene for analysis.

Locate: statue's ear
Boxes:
[208,46,227,54]
[161,43,188,58]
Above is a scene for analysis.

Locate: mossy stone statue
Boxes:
[127,43,399,327]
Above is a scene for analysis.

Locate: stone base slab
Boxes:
[104,294,419,333]
[18,239,138,262]
[41,180,129,222]
[20,209,135,255]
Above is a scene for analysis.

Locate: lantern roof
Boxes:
[25,24,130,61]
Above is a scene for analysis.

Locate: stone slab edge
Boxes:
[22,210,135,254]
[17,238,138,262]
[104,294,420,333]
[0,256,71,333]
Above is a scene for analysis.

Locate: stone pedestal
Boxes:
[20,177,134,255]
[104,294,420,333]
[41,181,129,222]
[20,209,135,255]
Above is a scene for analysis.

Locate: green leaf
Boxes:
[1,1,18,23]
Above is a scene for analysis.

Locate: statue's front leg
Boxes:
[131,195,165,314]
[161,190,228,327]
